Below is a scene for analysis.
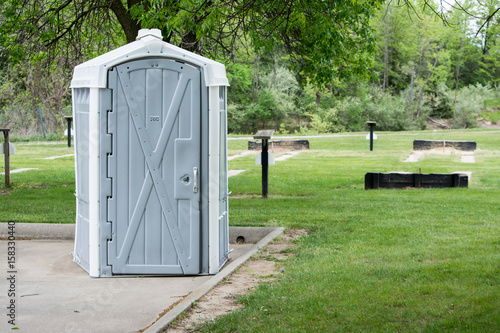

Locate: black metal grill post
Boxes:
[367,121,376,151]
[253,130,275,198]
[262,138,269,197]
[65,116,73,148]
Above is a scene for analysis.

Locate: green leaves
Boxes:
[249,0,382,85]
[131,0,384,85]
[0,0,386,87]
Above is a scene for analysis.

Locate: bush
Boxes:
[428,83,454,119]
[367,95,414,131]
[227,104,249,133]
[443,83,493,128]
[228,89,286,133]
[307,102,346,134]
[228,80,488,134]
[337,97,369,132]
[227,66,302,133]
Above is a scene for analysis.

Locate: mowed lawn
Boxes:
[1,129,499,331]
[222,129,500,332]
[0,143,75,222]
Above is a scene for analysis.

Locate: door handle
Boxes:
[193,167,198,193]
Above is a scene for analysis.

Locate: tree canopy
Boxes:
[0,0,385,86]
[0,0,498,136]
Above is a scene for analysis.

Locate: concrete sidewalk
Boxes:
[0,224,283,333]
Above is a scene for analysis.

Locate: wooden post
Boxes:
[2,129,10,187]
[414,173,421,188]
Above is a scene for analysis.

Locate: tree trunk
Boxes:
[416,41,429,84]
[253,52,260,101]
[383,4,390,97]
[30,63,42,131]
[181,31,202,53]
[416,42,445,117]
[109,0,141,43]
[408,67,415,107]
[272,50,279,90]
[453,38,463,123]
[482,20,490,56]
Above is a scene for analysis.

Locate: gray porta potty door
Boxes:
[105,58,202,275]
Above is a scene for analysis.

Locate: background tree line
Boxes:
[0,0,498,137]
[227,0,500,133]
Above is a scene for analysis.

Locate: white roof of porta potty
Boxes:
[71,29,229,88]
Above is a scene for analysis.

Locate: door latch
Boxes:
[193,167,198,193]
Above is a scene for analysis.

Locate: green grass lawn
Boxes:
[1,130,499,331]
[222,130,500,332]
[0,142,75,222]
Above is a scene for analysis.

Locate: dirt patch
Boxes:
[165,228,307,333]
[405,147,475,163]
[427,117,500,130]
[426,118,451,130]
[415,147,456,155]
[477,120,500,129]
[29,184,51,189]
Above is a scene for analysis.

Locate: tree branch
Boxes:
[108,0,140,43]
[476,7,500,37]
[44,4,109,46]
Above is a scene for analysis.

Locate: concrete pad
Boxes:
[0,224,283,333]
[229,227,281,244]
[405,149,476,163]
[274,151,302,162]
[460,155,475,163]
[0,223,75,239]
[0,168,38,175]
[227,151,257,161]
[228,170,246,177]
[404,151,424,162]
[42,154,74,160]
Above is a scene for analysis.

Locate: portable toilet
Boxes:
[70,29,230,277]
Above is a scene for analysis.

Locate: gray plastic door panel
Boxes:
[106,59,201,275]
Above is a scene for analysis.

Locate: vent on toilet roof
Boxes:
[136,28,163,41]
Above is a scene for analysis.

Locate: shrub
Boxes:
[337,97,370,132]
[227,104,249,133]
[308,103,346,134]
[445,83,493,128]
[428,83,454,119]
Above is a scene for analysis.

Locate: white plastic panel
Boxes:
[71,29,229,89]
[72,88,91,272]
[208,86,220,274]
[218,87,229,267]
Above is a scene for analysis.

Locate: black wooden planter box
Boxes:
[365,172,468,190]
[413,140,476,151]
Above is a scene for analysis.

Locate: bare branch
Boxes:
[44,4,109,47]
[476,7,500,37]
